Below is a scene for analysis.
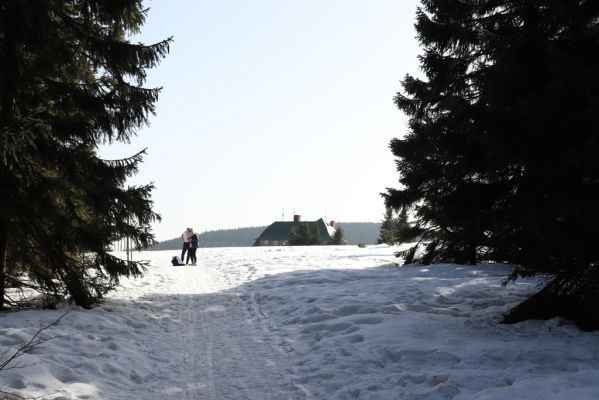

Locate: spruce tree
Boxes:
[378,208,398,245]
[378,207,417,246]
[330,227,346,245]
[384,1,599,328]
[396,207,417,244]
[0,1,171,308]
[384,0,497,265]
[288,222,321,246]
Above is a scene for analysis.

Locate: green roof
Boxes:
[254,218,335,245]
[256,222,295,241]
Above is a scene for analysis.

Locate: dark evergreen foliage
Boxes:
[288,222,321,246]
[396,207,418,244]
[0,0,171,308]
[383,1,599,328]
[330,227,346,245]
[378,208,398,245]
[378,207,416,245]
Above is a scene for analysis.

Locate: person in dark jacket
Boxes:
[186,229,199,265]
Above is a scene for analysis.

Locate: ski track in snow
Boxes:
[132,250,305,400]
[2,245,599,400]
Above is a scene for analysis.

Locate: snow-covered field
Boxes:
[1,245,599,399]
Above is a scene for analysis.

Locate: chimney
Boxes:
[330,220,336,228]
[293,214,301,223]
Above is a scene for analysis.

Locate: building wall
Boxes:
[258,240,288,246]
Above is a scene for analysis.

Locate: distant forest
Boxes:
[148,222,380,250]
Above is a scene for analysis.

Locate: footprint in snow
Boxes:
[106,341,119,350]
[347,334,364,343]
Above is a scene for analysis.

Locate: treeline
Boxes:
[337,223,380,246]
[149,222,380,250]
[150,227,266,250]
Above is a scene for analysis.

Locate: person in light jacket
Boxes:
[181,227,192,262]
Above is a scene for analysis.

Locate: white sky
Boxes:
[98,0,421,241]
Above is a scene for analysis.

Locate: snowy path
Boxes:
[2,245,599,400]
[108,249,305,399]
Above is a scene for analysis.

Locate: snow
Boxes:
[1,245,599,399]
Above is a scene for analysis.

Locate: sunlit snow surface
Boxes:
[1,245,599,399]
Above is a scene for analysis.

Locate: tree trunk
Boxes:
[502,277,599,331]
[0,5,19,311]
[468,243,477,265]
[0,223,8,310]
